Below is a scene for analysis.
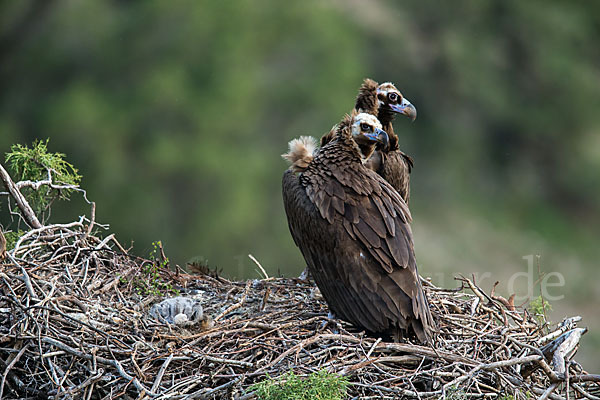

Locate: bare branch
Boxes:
[0,162,42,228]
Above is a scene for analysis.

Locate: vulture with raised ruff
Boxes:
[321,79,417,203]
[282,112,433,343]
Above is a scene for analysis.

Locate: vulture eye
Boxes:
[360,123,371,132]
[388,92,399,103]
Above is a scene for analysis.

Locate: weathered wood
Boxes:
[547,328,587,375]
[522,327,588,380]
[537,316,583,346]
[0,162,42,229]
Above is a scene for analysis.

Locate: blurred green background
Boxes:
[1,1,599,368]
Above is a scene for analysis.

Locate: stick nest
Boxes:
[1,222,598,399]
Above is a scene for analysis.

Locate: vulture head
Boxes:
[355,79,417,125]
[376,82,417,123]
[343,112,389,161]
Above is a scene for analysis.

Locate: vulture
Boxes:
[282,111,434,343]
[321,79,417,203]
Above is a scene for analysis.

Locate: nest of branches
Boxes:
[0,220,598,400]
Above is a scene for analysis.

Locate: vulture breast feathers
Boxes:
[283,112,433,343]
[321,79,417,203]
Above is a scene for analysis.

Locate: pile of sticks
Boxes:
[0,222,598,399]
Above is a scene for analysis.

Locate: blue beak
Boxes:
[364,128,389,150]
[389,98,417,121]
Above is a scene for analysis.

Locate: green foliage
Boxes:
[3,230,25,250]
[5,139,81,216]
[250,370,348,400]
[130,241,179,296]
[529,296,553,327]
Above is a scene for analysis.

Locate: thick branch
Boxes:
[0,162,42,229]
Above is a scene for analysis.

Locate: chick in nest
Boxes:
[149,296,213,329]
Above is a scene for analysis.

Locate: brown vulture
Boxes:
[321,79,417,203]
[282,112,434,343]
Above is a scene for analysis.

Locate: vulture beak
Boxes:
[389,98,417,121]
[364,128,389,150]
[376,128,389,150]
